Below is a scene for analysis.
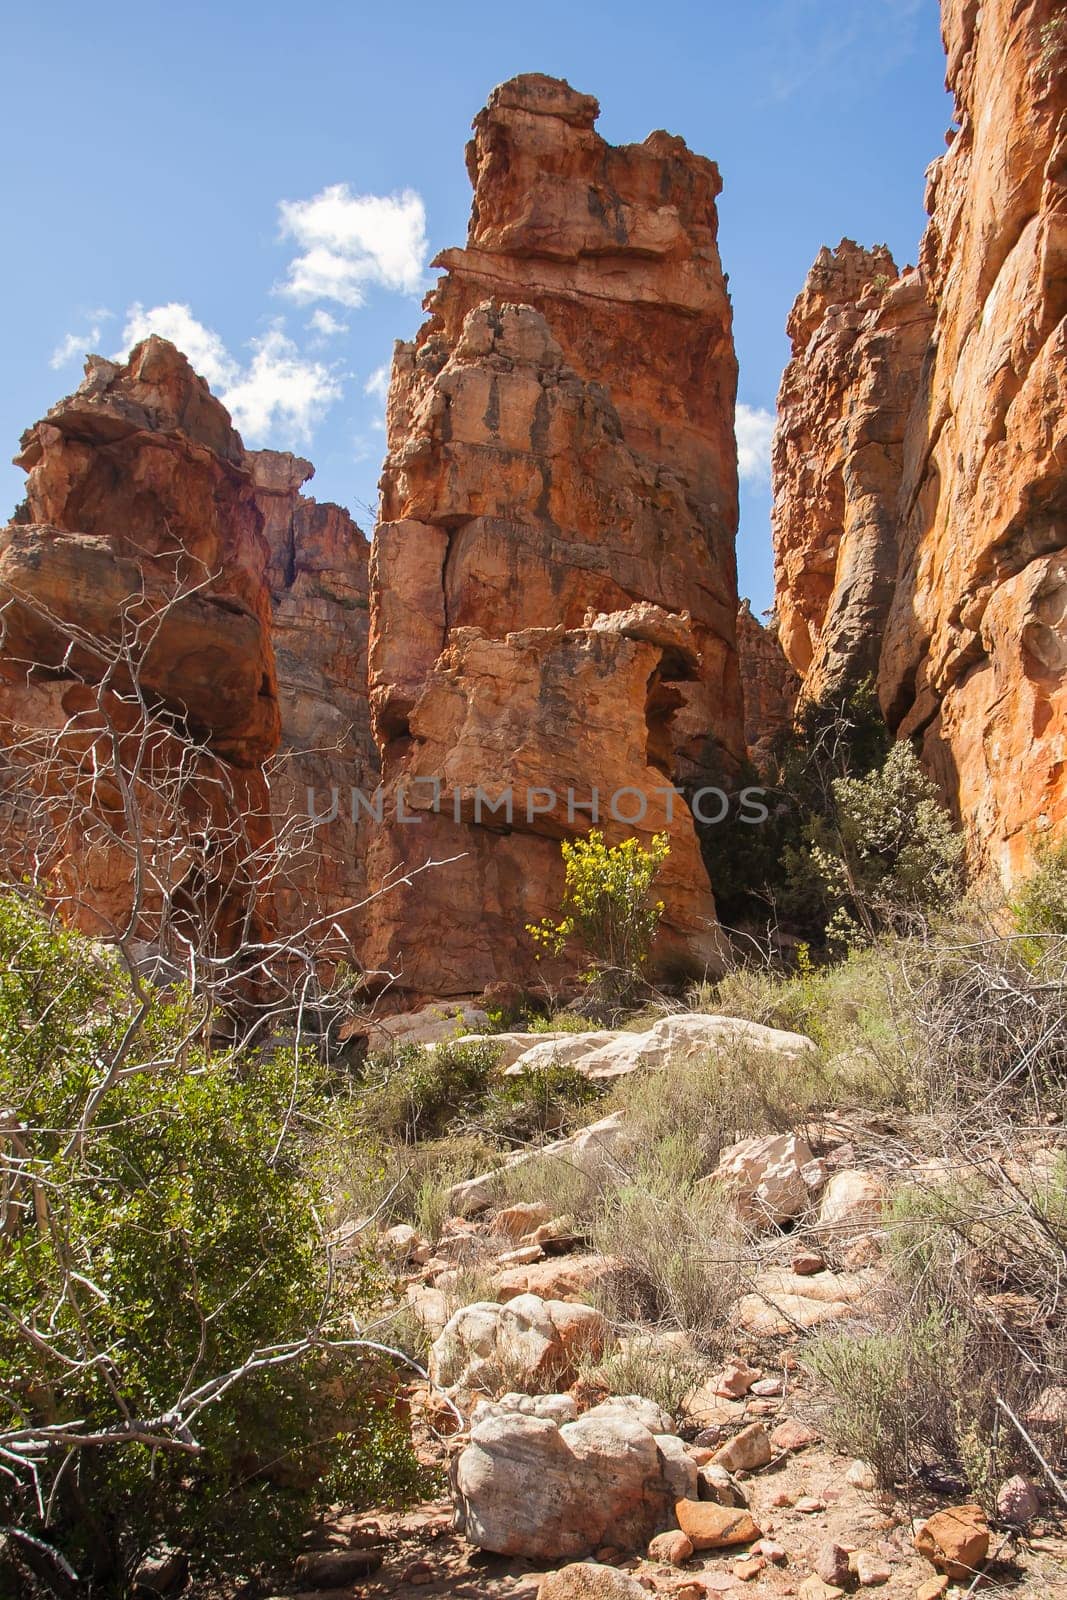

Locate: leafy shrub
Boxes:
[0,895,425,1595]
[1011,837,1067,963]
[356,1037,503,1142]
[478,1059,603,1146]
[528,830,670,1000]
[807,740,963,943]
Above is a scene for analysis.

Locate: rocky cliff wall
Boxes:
[364,74,745,997]
[771,0,1067,880]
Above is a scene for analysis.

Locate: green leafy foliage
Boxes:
[0,894,426,1594]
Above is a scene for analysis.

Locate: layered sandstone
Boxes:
[0,340,278,945]
[771,241,933,705]
[735,601,799,775]
[771,1,1067,879]
[0,342,376,959]
[367,72,744,998]
[251,450,377,950]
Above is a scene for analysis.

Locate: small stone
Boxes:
[294,1549,383,1586]
[769,1490,795,1507]
[401,1560,435,1585]
[852,1551,890,1586]
[771,1418,819,1451]
[913,1504,989,1580]
[750,1377,783,1396]
[714,1360,762,1398]
[731,1556,764,1581]
[755,1538,787,1564]
[792,1249,826,1275]
[845,1459,877,1490]
[815,1543,851,1586]
[648,1532,694,1565]
[490,1201,553,1239]
[497,1244,544,1265]
[675,1499,761,1550]
[712,1423,772,1473]
[798,1579,844,1600]
[697,1463,747,1506]
[538,1563,650,1600]
[995,1473,1040,1525]
[914,1578,949,1600]
[795,1496,826,1513]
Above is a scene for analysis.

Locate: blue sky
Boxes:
[2,0,950,612]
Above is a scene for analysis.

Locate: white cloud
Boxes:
[364,362,391,401]
[735,403,776,483]
[119,302,238,390]
[223,327,342,445]
[113,304,341,447]
[277,185,428,309]
[50,308,118,369]
[307,308,349,340]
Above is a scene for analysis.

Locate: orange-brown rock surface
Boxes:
[736,600,799,775]
[0,341,376,960]
[0,339,279,945]
[772,240,933,706]
[772,1,1067,879]
[251,449,377,952]
[366,75,744,997]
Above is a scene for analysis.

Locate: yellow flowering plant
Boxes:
[528,830,670,999]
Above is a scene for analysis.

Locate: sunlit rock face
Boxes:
[771,2,1067,882]
[364,75,746,998]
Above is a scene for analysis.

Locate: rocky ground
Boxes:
[271,1010,1067,1600]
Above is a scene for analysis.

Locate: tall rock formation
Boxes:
[251,450,377,953]
[771,1,1066,880]
[0,340,375,960]
[772,241,933,705]
[365,75,744,998]
[735,601,799,775]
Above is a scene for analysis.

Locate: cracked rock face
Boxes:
[365,71,746,998]
[771,2,1067,882]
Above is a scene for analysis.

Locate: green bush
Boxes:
[0,895,426,1595]
[807,740,964,943]
[356,1037,503,1142]
[1011,837,1067,962]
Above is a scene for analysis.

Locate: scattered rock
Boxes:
[538,1563,650,1600]
[770,1418,819,1452]
[995,1473,1041,1525]
[506,1014,818,1083]
[674,1499,760,1550]
[731,1555,764,1581]
[755,1537,788,1565]
[430,1294,609,1391]
[814,1543,851,1587]
[735,1267,876,1334]
[697,1463,747,1507]
[647,1531,694,1565]
[453,1408,687,1559]
[450,1114,629,1214]
[750,1376,782,1397]
[380,1222,431,1263]
[852,1550,891,1586]
[791,1249,826,1276]
[913,1503,990,1580]
[844,1459,877,1490]
[712,1423,772,1474]
[131,1550,188,1598]
[471,1392,579,1425]
[816,1170,885,1239]
[293,1549,383,1587]
[490,1201,554,1239]
[713,1360,762,1398]
[710,1133,825,1227]
[494,1253,621,1302]
[798,1579,844,1600]
[795,1496,826,1513]
[914,1578,949,1600]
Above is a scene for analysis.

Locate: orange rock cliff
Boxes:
[771,0,1067,881]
